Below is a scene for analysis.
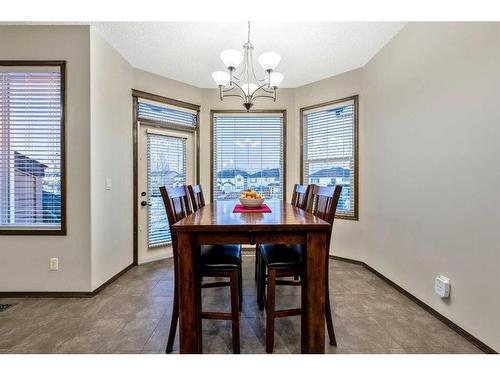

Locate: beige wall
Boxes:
[89,29,134,289]
[358,22,500,351]
[0,26,92,291]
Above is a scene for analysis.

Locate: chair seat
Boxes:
[200,244,241,270]
[258,244,303,269]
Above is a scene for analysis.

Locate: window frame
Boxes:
[210,109,287,203]
[300,95,359,220]
[0,60,67,235]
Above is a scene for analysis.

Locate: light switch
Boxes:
[105,178,112,190]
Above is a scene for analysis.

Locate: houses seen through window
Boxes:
[302,96,358,219]
[212,113,285,201]
[0,63,65,232]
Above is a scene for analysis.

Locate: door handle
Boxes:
[141,201,151,207]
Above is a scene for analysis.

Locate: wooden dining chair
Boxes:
[160,185,242,354]
[187,184,242,307]
[187,184,205,211]
[254,184,311,281]
[257,184,342,353]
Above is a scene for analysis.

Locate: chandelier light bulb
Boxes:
[220,49,243,69]
[258,51,281,71]
[212,71,230,87]
[241,83,258,96]
[269,72,284,88]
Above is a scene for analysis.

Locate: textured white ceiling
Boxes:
[92,22,405,88]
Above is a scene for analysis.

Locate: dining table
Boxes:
[171,199,331,354]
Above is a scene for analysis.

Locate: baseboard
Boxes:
[330,255,497,354]
[0,263,134,299]
[90,263,135,295]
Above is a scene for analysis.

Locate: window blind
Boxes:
[213,114,284,201]
[303,99,356,217]
[0,68,63,230]
[138,98,197,128]
[147,132,186,247]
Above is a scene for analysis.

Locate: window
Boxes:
[0,62,65,233]
[302,96,358,219]
[137,98,197,129]
[147,132,186,247]
[212,111,286,201]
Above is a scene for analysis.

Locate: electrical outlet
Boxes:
[50,257,59,271]
[435,275,450,298]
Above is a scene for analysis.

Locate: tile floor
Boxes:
[0,254,483,354]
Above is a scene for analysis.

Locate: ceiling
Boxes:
[93,22,406,88]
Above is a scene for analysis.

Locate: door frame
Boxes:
[132,89,200,265]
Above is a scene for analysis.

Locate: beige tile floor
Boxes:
[0,254,483,354]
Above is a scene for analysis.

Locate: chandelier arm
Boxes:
[260,86,275,94]
[249,48,262,84]
[252,82,274,95]
[231,80,250,97]
[250,94,275,100]
[223,93,246,100]
[222,85,237,93]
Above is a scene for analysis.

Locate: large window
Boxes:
[302,96,358,219]
[212,111,286,202]
[0,62,65,233]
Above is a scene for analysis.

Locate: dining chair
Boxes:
[187,184,243,307]
[160,185,242,354]
[257,184,342,353]
[254,184,311,282]
[187,184,205,211]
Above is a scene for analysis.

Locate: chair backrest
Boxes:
[159,185,192,236]
[291,184,310,210]
[307,184,342,258]
[188,184,205,212]
[307,184,342,227]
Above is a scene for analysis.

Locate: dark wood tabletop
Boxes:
[172,200,331,354]
[172,200,331,232]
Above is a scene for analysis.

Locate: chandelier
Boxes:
[212,22,284,111]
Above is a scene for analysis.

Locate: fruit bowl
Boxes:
[239,190,265,208]
[239,197,265,209]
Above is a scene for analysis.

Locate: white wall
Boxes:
[89,29,134,289]
[359,22,500,351]
[0,26,92,292]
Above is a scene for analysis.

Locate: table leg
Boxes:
[177,231,202,353]
[301,230,327,353]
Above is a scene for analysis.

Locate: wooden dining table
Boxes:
[171,199,331,354]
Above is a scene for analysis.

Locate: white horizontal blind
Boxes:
[303,100,355,217]
[213,114,284,201]
[138,99,197,128]
[147,133,186,247]
[0,69,62,229]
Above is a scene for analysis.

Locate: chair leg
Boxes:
[238,258,243,311]
[325,288,337,346]
[266,268,276,353]
[324,261,337,346]
[229,271,241,354]
[257,254,266,310]
[166,288,178,353]
[254,245,259,281]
